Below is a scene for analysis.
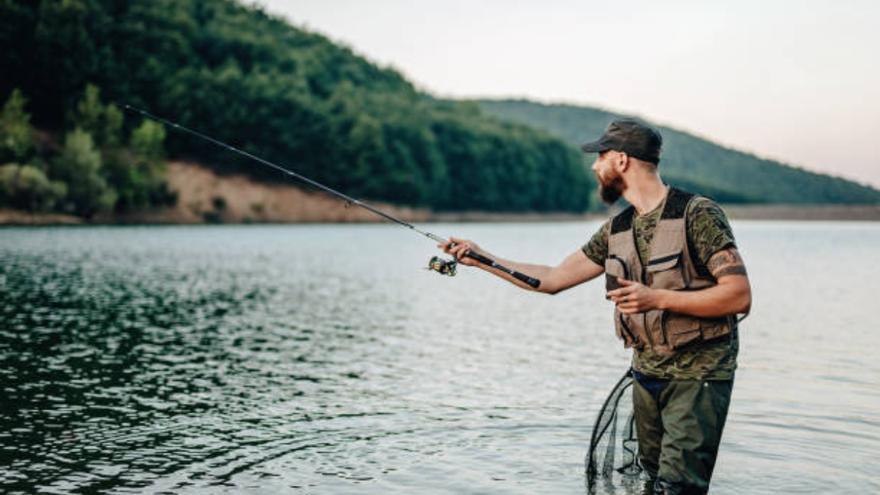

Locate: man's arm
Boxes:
[439,237,605,294]
[607,247,751,317]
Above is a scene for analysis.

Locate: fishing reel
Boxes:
[427,255,458,277]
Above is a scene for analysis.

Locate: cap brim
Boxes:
[580,140,611,153]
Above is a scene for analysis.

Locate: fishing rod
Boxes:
[120,104,541,289]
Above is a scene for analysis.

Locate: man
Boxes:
[438,119,751,494]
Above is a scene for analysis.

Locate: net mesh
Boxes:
[585,369,645,494]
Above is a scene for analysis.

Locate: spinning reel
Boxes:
[427,255,458,276]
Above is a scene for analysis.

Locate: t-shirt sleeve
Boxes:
[686,197,737,267]
[581,220,610,267]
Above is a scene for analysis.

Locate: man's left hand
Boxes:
[607,278,664,314]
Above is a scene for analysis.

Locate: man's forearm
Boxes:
[656,278,751,318]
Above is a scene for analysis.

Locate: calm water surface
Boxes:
[1,221,878,494]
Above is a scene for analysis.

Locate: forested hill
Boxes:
[478,99,880,204]
[4,1,876,221]
[0,0,592,215]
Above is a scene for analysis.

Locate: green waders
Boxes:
[632,376,733,494]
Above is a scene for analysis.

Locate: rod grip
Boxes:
[512,271,542,289]
[465,250,494,265]
[465,251,541,289]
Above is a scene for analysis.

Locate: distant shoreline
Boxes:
[2,162,879,225]
[721,204,880,222]
[4,205,879,226]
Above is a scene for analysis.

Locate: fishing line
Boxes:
[121,104,541,288]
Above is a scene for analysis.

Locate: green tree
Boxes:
[129,119,166,162]
[50,128,116,216]
[0,89,34,163]
[103,119,172,211]
[67,86,174,213]
[73,84,103,137]
[71,84,123,147]
[0,163,67,211]
[103,103,123,147]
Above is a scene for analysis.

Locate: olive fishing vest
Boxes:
[605,187,735,355]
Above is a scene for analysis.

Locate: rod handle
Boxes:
[465,251,541,289]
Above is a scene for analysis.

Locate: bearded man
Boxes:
[439,119,751,494]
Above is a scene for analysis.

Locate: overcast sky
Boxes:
[259,0,880,188]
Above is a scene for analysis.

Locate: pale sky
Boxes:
[259,0,880,188]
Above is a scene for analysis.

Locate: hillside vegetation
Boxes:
[478,100,880,204]
[0,0,593,215]
[0,86,173,217]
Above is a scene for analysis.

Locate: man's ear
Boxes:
[615,152,629,172]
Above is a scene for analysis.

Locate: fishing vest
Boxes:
[605,187,735,355]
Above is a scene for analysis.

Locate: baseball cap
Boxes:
[581,119,663,164]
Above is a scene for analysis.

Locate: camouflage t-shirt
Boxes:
[581,193,739,380]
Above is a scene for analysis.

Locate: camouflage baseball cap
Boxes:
[581,119,663,164]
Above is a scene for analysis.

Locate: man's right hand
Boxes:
[437,237,605,294]
[437,236,483,267]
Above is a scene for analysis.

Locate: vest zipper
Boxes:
[618,314,637,346]
[608,254,630,279]
[607,254,638,345]
[646,252,680,266]
[630,223,652,347]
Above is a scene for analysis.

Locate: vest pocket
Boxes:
[701,316,733,341]
[646,251,686,290]
[604,256,630,291]
[661,311,702,349]
[606,257,639,347]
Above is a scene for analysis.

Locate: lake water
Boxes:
[1,221,878,494]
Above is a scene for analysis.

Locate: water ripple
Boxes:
[1,223,879,493]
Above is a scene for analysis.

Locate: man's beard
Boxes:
[597,174,625,204]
